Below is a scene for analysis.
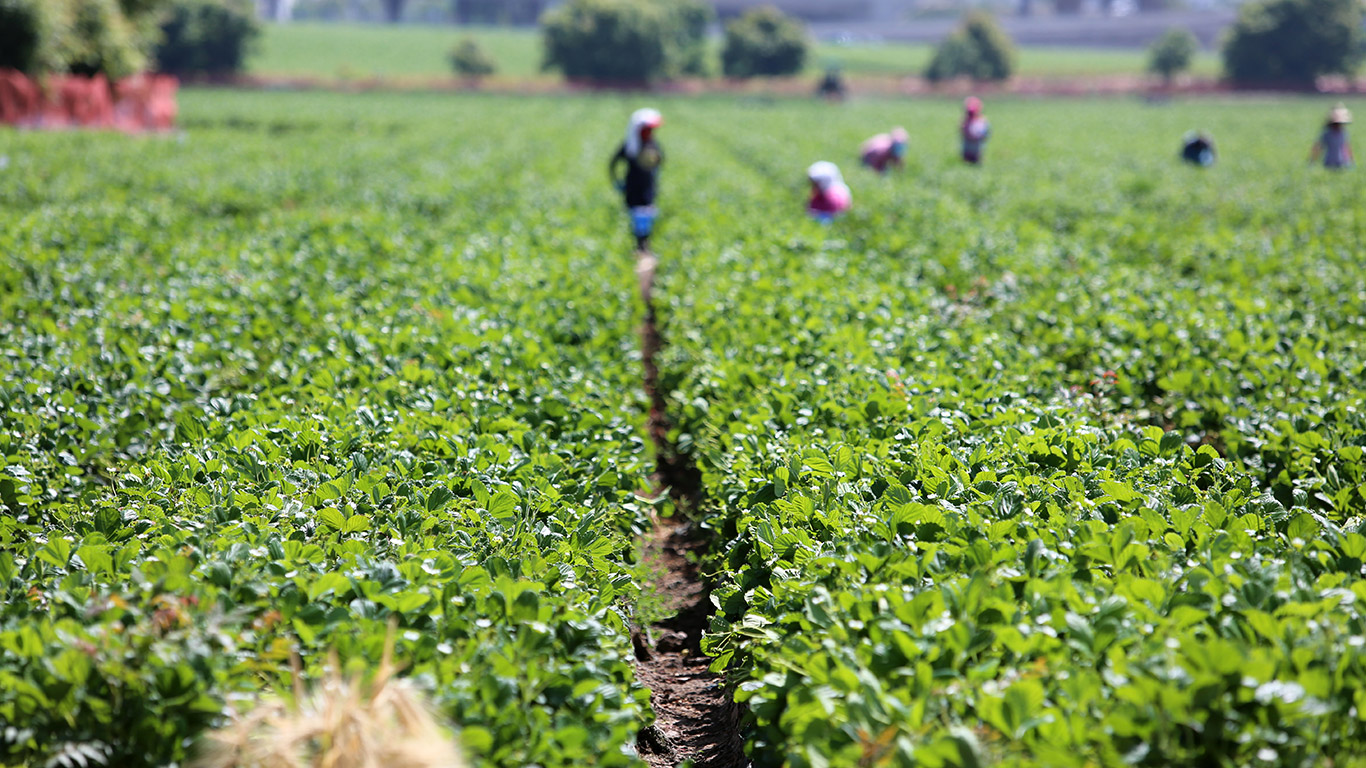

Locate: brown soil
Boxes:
[637,252,703,508]
[632,249,747,768]
[633,519,746,768]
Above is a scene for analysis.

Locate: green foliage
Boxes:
[666,0,712,77]
[539,0,711,83]
[926,10,1015,83]
[5,89,1366,768]
[0,93,655,768]
[0,0,168,77]
[154,0,259,77]
[449,37,497,77]
[55,0,147,78]
[1148,27,1198,82]
[647,96,1366,766]
[1222,0,1364,86]
[0,0,50,72]
[720,5,809,79]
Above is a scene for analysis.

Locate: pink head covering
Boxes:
[964,96,982,115]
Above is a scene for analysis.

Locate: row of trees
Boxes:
[0,0,259,78]
[931,0,1366,87]
[0,0,1355,89]
[535,0,1361,88]
[1147,0,1362,87]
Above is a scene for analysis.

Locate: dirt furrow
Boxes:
[632,248,747,768]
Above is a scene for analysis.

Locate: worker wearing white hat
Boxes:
[610,108,665,250]
[806,161,852,223]
[1311,103,1354,170]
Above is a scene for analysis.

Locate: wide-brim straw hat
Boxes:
[1329,103,1352,124]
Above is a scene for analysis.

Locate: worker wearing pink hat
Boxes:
[860,126,910,174]
[961,96,990,165]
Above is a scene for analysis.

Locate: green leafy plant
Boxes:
[3,88,1366,768]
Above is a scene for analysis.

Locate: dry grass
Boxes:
[193,632,466,768]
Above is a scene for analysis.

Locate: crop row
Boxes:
[655,97,1366,765]
[0,94,661,767]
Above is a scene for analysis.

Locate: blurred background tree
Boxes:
[0,0,56,73]
[720,5,809,78]
[1148,26,1198,84]
[1222,0,1363,86]
[0,0,257,78]
[669,0,713,76]
[926,10,1015,82]
[155,0,260,76]
[449,36,495,77]
[0,0,158,78]
[540,0,711,83]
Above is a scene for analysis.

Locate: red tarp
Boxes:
[0,69,178,132]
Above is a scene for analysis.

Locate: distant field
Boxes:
[247,22,1222,81]
[248,23,546,79]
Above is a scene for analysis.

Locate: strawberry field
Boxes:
[3,91,1365,767]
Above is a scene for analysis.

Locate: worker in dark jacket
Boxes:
[609,108,664,251]
[1181,131,1216,167]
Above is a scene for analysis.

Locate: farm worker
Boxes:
[1181,131,1216,167]
[817,67,847,101]
[806,161,852,223]
[610,107,665,250]
[860,127,910,174]
[961,96,990,165]
[1310,103,1354,170]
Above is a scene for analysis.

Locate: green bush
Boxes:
[720,5,809,79]
[449,37,496,77]
[925,10,1015,83]
[1222,0,1363,86]
[0,0,51,73]
[56,0,148,78]
[540,0,711,83]
[0,0,168,78]
[154,0,259,77]
[1148,27,1199,83]
[668,0,712,76]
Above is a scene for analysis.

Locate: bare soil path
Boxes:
[632,249,748,768]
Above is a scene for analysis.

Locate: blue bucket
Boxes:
[630,207,657,238]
